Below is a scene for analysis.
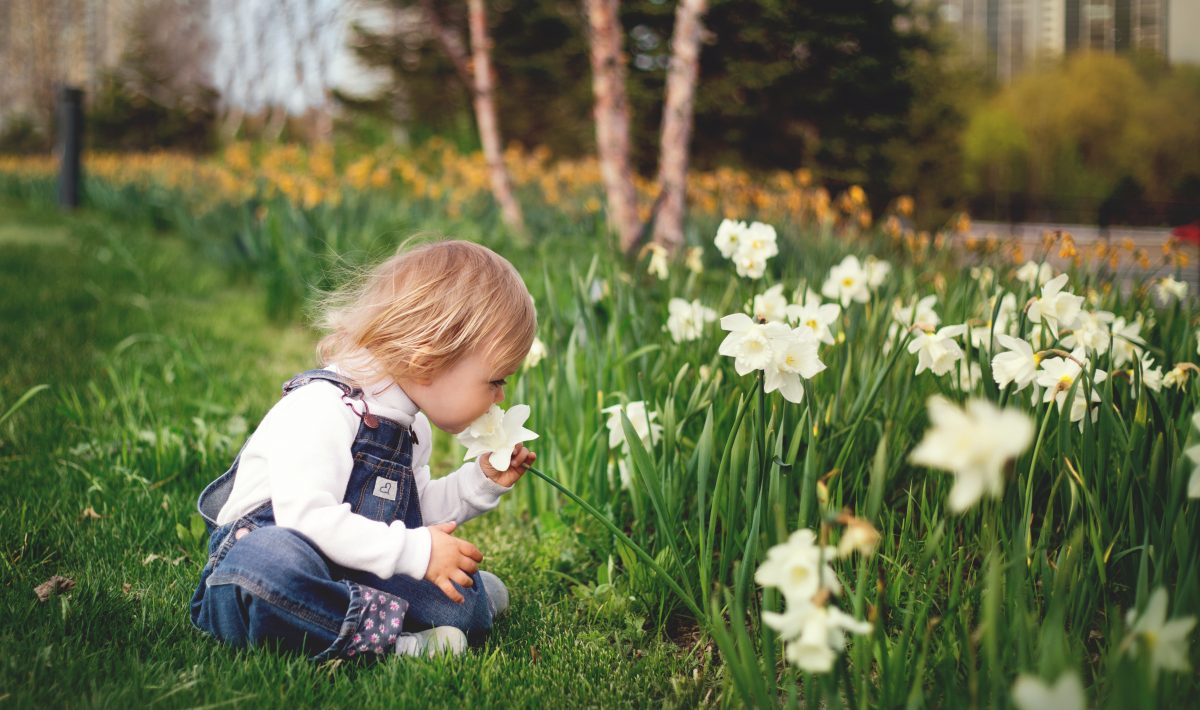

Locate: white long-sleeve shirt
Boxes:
[214,363,512,580]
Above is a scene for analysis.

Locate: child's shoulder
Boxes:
[260,379,357,429]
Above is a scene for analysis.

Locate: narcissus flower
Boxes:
[456,404,539,471]
[821,255,871,306]
[1110,315,1147,367]
[1011,673,1085,710]
[909,396,1034,513]
[602,401,662,451]
[1035,351,1107,424]
[907,324,968,376]
[1154,276,1188,304]
[770,602,873,674]
[786,300,840,345]
[719,315,825,403]
[714,219,748,259]
[991,335,1039,391]
[666,298,718,343]
[1123,587,1197,676]
[1027,273,1083,335]
[1185,412,1200,499]
[1015,260,1054,288]
[524,337,547,368]
[752,284,789,323]
[755,529,841,604]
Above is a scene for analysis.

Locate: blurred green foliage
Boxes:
[963,53,1200,225]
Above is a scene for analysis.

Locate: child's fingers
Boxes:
[451,569,474,588]
[458,539,484,562]
[437,578,465,604]
[459,555,479,575]
[431,521,457,534]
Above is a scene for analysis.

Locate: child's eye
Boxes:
[491,379,507,387]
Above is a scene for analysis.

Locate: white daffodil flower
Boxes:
[754,528,841,605]
[837,517,881,558]
[665,297,718,343]
[992,334,1040,392]
[907,324,968,376]
[970,293,1017,351]
[909,396,1035,513]
[768,602,873,674]
[822,255,871,306]
[1062,309,1114,354]
[684,246,704,274]
[1035,351,1107,424]
[646,244,669,280]
[1110,314,1148,367]
[1027,273,1084,335]
[718,314,775,375]
[456,404,539,472]
[970,265,995,290]
[786,300,841,345]
[1016,261,1054,289]
[602,401,662,451]
[1163,364,1190,390]
[739,221,779,261]
[1124,587,1197,675]
[734,253,769,279]
[893,294,940,330]
[863,255,892,289]
[524,337,547,368]
[763,324,825,404]
[753,283,790,323]
[953,362,983,392]
[714,218,748,259]
[1133,354,1163,395]
[1154,276,1188,304]
[1011,673,1085,710]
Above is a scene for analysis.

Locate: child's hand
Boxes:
[479,443,536,487]
[424,521,483,603]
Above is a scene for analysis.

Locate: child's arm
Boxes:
[411,413,526,524]
[244,383,433,580]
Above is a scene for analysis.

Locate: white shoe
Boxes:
[394,626,468,657]
[480,571,509,618]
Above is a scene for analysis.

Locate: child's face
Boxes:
[401,351,514,434]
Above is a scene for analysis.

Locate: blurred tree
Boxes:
[349,0,927,203]
[962,53,1200,225]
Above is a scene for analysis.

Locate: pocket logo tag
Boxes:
[373,477,397,500]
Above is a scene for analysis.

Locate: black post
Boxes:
[56,85,84,209]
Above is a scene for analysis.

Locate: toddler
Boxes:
[190,240,538,661]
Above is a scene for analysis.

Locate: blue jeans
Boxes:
[190,507,494,661]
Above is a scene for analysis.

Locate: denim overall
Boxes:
[189,369,493,661]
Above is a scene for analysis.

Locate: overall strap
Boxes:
[282,368,381,429]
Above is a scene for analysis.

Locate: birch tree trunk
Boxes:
[421,0,526,238]
[652,0,706,253]
[467,0,526,236]
[584,0,641,254]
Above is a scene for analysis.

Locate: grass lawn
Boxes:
[0,201,710,708]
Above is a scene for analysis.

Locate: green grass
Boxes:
[0,201,708,708]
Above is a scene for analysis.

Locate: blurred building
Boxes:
[936,0,1196,80]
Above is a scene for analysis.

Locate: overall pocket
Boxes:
[350,452,410,523]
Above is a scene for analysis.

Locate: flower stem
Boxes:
[526,464,705,621]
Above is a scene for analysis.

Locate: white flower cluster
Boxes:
[755,529,873,673]
[718,314,826,404]
[714,219,779,279]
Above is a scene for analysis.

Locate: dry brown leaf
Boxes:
[34,575,75,602]
[80,506,102,520]
[122,582,132,594]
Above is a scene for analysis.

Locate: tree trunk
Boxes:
[584,0,640,254]
[422,0,526,238]
[652,0,706,253]
[467,0,526,237]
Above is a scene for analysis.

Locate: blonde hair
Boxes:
[316,238,536,386]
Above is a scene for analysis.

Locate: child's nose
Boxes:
[493,386,505,403]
